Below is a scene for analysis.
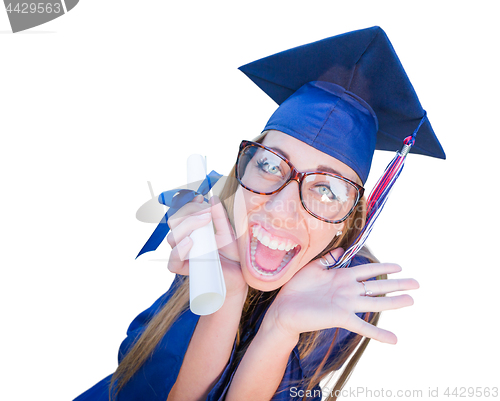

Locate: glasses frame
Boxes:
[236,140,365,224]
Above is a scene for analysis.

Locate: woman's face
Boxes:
[233,130,361,291]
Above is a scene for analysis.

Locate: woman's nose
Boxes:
[263,181,302,224]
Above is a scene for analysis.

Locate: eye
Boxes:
[256,159,283,177]
[315,185,337,201]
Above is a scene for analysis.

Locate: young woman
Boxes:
[74,26,445,401]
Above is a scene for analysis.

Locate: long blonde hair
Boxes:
[110,132,383,400]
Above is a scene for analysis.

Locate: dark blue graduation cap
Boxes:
[238,26,445,184]
[238,26,446,268]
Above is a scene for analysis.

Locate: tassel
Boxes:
[328,114,426,269]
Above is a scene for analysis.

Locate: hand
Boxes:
[265,248,419,344]
[166,195,248,300]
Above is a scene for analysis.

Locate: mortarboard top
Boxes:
[238,26,445,184]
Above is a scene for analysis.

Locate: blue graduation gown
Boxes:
[74,256,370,401]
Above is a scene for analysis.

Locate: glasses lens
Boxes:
[301,173,359,221]
[237,145,291,193]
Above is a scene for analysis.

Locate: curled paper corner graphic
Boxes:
[3,0,80,33]
[64,0,78,12]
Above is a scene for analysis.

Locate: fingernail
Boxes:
[179,236,191,247]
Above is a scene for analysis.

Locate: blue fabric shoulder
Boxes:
[73,275,200,401]
[118,274,189,361]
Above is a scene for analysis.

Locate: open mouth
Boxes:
[249,224,301,276]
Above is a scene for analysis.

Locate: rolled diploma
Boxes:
[187,154,226,315]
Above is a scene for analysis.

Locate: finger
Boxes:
[169,212,212,245]
[318,247,344,268]
[358,278,419,296]
[354,263,402,282]
[355,294,414,313]
[167,200,211,230]
[167,236,193,275]
[209,196,234,237]
[166,231,176,248]
[344,314,397,344]
[327,247,345,265]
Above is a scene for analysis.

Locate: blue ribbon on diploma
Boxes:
[136,170,223,258]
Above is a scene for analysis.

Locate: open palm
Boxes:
[268,251,419,344]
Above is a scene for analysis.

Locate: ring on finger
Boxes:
[319,257,331,267]
[319,252,339,268]
[361,281,373,296]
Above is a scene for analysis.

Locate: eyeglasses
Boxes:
[235,140,364,224]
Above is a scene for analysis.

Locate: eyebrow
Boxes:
[316,165,343,176]
[270,146,290,160]
[269,146,344,176]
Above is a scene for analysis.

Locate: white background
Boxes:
[1,1,498,400]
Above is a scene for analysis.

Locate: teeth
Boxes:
[251,225,298,251]
[250,236,295,276]
[249,225,299,277]
[269,239,279,250]
[261,235,271,246]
